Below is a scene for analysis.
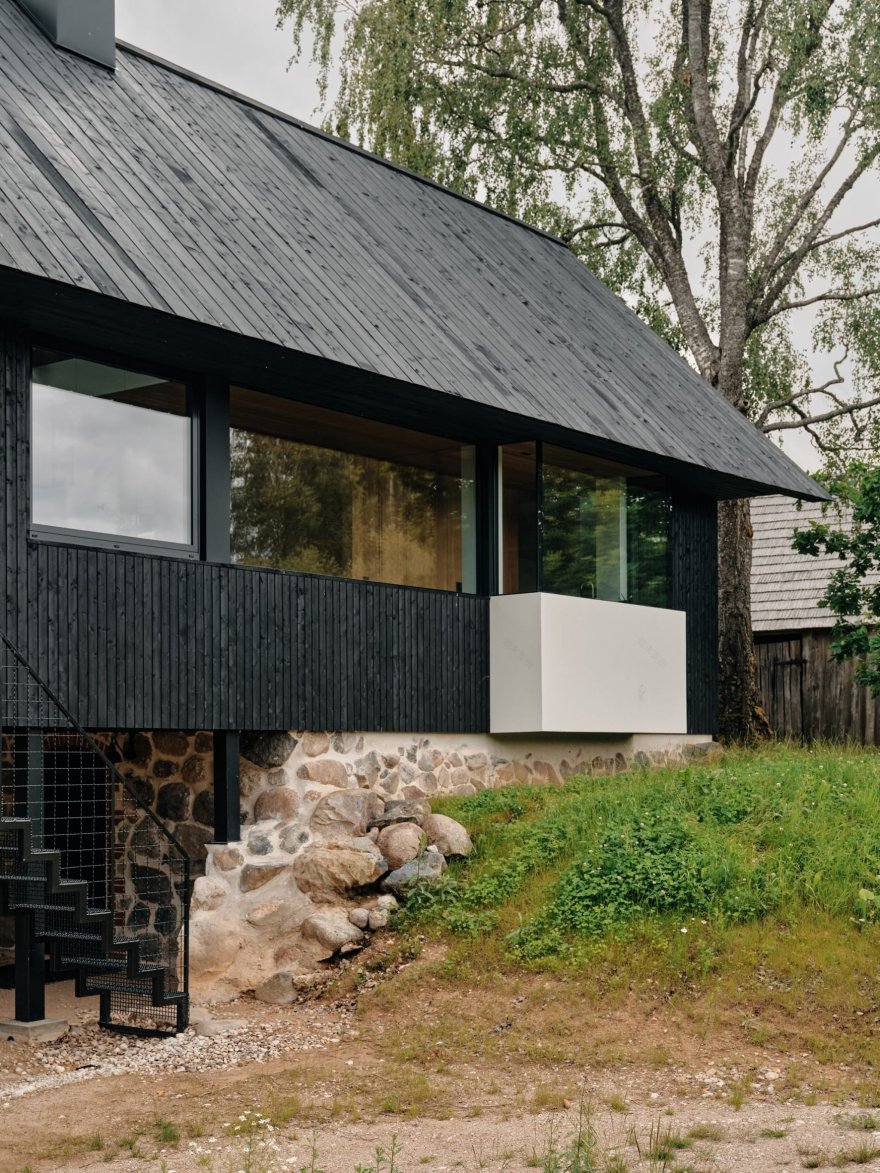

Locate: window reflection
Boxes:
[229,387,476,592]
[31,349,191,545]
[499,442,671,606]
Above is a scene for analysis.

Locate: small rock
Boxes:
[369,799,430,830]
[376,893,399,911]
[348,908,370,929]
[301,731,331,757]
[195,1018,247,1037]
[239,862,288,893]
[241,731,299,769]
[301,910,365,954]
[212,846,244,871]
[247,832,273,856]
[382,851,447,896]
[368,908,390,930]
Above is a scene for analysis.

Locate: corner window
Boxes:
[500,442,672,607]
[31,349,193,549]
[229,387,477,592]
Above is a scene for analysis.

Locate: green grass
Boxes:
[405,745,880,981]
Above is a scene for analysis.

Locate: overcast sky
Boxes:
[116,1,873,475]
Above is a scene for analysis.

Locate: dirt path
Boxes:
[3,948,880,1172]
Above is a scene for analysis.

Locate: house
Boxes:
[0,0,824,1037]
[752,495,880,743]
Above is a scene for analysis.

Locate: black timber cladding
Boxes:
[0,0,822,502]
[671,494,719,735]
[0,330,490,732]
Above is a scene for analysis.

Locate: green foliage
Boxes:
[406,746,880,965]
[277,0,880,458]
[792,464,880,695]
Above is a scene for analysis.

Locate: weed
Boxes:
[606,1094,629,1114]
[686,1123,725,1141]
[88,1133,104,1151]
[833,1142,880,1165]
[355,1136,404,1173]
[155,1118,180,1145]
[760,1128,788,1138]
[836,1113,880,1131]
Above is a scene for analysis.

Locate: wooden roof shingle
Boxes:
[0,0,825,500]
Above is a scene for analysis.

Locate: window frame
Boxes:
[27,340,201,562]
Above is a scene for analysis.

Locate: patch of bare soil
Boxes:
[2,942,879,1173]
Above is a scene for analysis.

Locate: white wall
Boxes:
[490,593,688,734]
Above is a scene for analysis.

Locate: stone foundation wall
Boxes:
[86,729,717,998]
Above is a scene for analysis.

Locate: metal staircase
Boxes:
[0,632,189,1035]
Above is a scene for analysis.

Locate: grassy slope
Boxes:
[398,745,880,1073]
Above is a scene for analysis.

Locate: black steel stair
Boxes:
[0,815,187,1033]
[1,631,190,1036]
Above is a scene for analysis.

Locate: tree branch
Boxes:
[761,285,880,322]
[755,348,849,425]
[762,393,880,433]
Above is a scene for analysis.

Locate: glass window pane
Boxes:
[499,442,538,593]
[541,445,671,606]
[229,387,476,592]
[31,350,191,545]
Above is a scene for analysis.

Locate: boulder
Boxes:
[376,822,427,870]
[157,781,190,822]
[255,970,301,1005]
[191,876,227,913]
[310,788,385,840]
[254,787,300,823]
[173,824,213,872]
[280,825,310,855]
[189,916,241,980]
[348,908,370,929]
[154,730,190,756]
[182,755,208,786]
[382,851,447,896]
[301,731,331,757]
[297,759,350,788]
[211,846,244,872]
[239,861,288,893]
[368,908,390,930]
[241,731,298,769]
[292,843,387,901]
[192,787,214,827]
[369,798,430,830]
[301,909,365,954]
[422,813,473,858]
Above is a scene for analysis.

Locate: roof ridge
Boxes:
[115,39,567,251]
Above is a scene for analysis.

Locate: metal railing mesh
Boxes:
[0,631,189,1033]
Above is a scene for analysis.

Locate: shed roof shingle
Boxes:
[750,495,878,633]
[0,0,825,500]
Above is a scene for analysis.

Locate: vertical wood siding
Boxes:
[0,329,489,732]
[671,493,719,735]
[756,632,880,743]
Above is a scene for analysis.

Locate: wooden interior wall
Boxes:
[756,632,880,743]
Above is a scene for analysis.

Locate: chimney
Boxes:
[17,0,115,69]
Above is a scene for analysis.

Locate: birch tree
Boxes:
[277,0,880,739]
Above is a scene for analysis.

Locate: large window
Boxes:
[229,387,477,592]
[31,349,192,548]
[500,442,672,607]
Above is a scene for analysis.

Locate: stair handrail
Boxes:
[0,629,192,862]
[0,628,191,1010]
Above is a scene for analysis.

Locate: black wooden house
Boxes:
[0,0,823,1034]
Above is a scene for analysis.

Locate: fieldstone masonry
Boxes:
[88,729,716,998]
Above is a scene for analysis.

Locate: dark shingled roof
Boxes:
[751,495,879,633]
[0,0,824,500]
